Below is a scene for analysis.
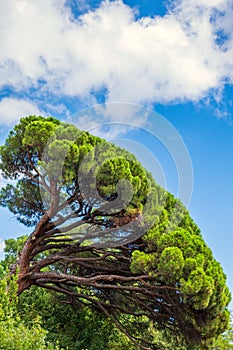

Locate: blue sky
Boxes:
[0,0,233,306]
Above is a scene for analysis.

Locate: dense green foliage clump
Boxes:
[131,194,231,344]
[0,267,58,350]
[0,116,231,349]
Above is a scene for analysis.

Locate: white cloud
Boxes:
[0,239,5,254]
[0,174,7,188]
[0,0,232,119]
[0,98,41,126]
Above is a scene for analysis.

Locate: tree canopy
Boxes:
[0,116,231,349]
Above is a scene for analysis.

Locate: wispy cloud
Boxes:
[0,98,42,126]
[0,0,232,125]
